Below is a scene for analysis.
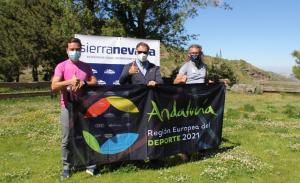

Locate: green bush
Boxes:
[207,60,237,85]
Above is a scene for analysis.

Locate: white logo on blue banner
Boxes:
[75,34,160,85]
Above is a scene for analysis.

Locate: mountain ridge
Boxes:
[159,45,294,84]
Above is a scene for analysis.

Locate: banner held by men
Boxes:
[70,83,225,167]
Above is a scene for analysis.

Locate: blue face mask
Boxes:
[68,51,81,61]
[190,55,199,62]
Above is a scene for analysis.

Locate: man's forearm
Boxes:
[51,80,72,92]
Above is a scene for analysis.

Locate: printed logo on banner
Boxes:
[82,96,139,154]
[104,69,115,75]
[147,100,217,122]
[113,80,120,85]
[97,80,106,85]
[75,34,160,66]
[92,69,98,74]
[75,34,160,85]
[81,44,156,56]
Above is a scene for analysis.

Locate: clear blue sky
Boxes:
[185,0,300,75]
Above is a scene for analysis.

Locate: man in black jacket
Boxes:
[119,42,163,86]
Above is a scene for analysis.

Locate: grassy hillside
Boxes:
[160,45,290,84]
[1,92,300,182]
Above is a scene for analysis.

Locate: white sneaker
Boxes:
[86,168,99,176]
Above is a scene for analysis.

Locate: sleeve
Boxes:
[53,63,63,78]
[178,63,187,75]
[155,66,164,84]
[119,64,131,85]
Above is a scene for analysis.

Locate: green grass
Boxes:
[0,92,300,182]
[0,87,50,93]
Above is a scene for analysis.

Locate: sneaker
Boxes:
[86,168,99,176]
[61,169,70,180]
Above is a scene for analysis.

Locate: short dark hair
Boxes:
[136,42,150,51]
[67,37,82,47]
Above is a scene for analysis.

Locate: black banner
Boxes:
[70,83,225,166]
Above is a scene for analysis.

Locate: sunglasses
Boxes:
[137,51,148,54]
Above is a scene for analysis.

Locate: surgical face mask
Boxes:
[68,50,81,61]
[190,54,200,62]
[137,53,148,62]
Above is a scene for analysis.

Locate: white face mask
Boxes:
[137,53,148,62]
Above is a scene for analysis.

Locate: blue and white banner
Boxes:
[75,34,160,85]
